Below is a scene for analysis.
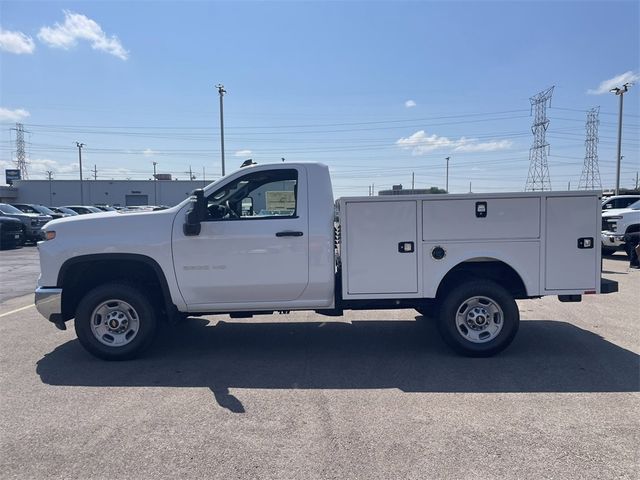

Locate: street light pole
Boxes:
[445,156,450,193]
[76,142,85,204]
[216,84,226,176]
[610,83,632,195]
[46,171,53,205]
[153,161,158,205]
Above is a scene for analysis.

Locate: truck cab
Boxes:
[171,163,335,311]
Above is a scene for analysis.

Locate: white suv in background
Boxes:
[601,200,640,255]
[602,195,640,212]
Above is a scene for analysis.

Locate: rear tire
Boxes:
[602,246,617,256]
[75,283,158,360]
[437,280,519,357]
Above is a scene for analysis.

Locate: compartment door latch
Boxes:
[577,237,594,249]
[398,242,415,253]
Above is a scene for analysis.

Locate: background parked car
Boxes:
[601,200,640,256]
[49,206,79,216]
[93,205,117,212]
[11,203,68,220]
[61,205,104,215]
[0,203,50,244]
[0,216,25,250]
[602,195,640,211]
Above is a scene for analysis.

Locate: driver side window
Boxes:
[206,169,298,221]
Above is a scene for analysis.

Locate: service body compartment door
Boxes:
[422,197,540,241]
[345,200,418,295]
[545,196,599,290]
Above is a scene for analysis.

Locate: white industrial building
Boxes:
[1,179,207,207]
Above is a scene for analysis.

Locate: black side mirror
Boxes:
[184,189,207,236]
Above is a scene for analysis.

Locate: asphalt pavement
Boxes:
[0,247,638,479]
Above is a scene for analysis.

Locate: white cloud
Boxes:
[234,149,252,157]
[405,100,416,108]
[0,28,35,54]
[587,71,639,95]
[0,107,30,122]
[37,10,128,60]
[396,130,512,155]
[142,148,156,157]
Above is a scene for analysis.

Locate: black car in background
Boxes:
[61,205,104,215]
[0,216,25,249]
[0,203,50,244]
[12,203,68,220]
[49,206,79,216]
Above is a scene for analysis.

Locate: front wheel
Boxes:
[437,280,519,357]
[74,283,158,360]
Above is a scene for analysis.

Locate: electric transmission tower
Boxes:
[12,123,29,179]
[578,107,602,190]
[525,86,554,191]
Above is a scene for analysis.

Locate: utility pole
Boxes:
[12,123,29,179]
[93,164,97,180]
[412,172,415,190]
[469,181,472,193]
[202,166,206,187]
[525,86,554,191]
[610,83,632,195]
[635,171,639,190]
[46,171,53,205]
[445,156,450,192]
[578,107,602,190]
[76,142,85,204]
[216,84,226,176]
[153,161,158,205]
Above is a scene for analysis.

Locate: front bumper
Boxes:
[35,287,63,325]
[601,232,624,248]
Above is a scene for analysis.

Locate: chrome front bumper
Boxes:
[35,287,63,322]
[601,232,624,248]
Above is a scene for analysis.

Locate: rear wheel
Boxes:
[602,246,617,256]
[437,280,519,357]
[74,283,158,360]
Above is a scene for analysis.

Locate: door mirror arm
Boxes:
[184,189,207,236]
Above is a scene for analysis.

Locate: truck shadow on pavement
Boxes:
[36,318,639,413]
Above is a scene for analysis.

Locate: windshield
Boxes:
[0,203,23,214]
[630,200,640,210]
[36,205,56,215]
[55,207,78,215]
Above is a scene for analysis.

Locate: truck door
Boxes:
[171,167,309,306]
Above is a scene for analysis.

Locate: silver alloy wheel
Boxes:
[89,299,140,347]
[455,295,504,344]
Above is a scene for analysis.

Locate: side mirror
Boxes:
[184,189,207,236]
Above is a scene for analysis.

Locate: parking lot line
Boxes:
[0,304,35,318]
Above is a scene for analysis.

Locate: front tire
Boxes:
[437,280,519,357]
[75,283,158,360]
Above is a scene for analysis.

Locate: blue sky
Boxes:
[1,0,638,195]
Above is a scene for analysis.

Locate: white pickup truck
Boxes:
[35,162,618,360]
